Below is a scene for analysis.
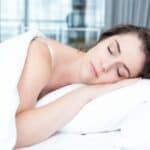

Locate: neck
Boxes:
[49,48,85,87]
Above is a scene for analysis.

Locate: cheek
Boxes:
[89,44,105,56]
[98,71,119,83]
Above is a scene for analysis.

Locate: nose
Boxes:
[101,63,111,72]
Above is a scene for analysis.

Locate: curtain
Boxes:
[104,0,150,29]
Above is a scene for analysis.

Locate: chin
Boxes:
[82,76,98,85]
[80,63,98,84]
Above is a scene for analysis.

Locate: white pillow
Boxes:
[36,79,150,134]
[115,101,150,150]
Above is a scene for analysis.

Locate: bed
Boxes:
[1,31,150,150]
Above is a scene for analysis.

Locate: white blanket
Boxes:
[17,132,120,150]
[0,30,45,150]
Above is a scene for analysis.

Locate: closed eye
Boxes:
[107,46,113,55]
[116,67,122,78]
[117,67,129,78]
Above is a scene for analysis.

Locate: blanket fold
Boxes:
[0,30,45,150]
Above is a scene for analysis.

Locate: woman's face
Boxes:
[79,33,146,84]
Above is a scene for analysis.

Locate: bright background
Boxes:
[0,0,150,50]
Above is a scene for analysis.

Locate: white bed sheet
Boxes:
[17,131,120,150]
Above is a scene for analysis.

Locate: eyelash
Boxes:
[116,67,122,78]
[107,45,125,78]
[107,46,113,55]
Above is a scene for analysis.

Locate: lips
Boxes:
[90,62,98,78]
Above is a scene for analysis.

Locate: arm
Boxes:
[17,39,52,114]
[15,78,138,148]
[15,84,115,148]
[15,86,94,148]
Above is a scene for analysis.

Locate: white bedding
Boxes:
[17,80,150,150]
[17,131,120,150]
[0,30,45,150]
[35,80,150,134]
[1,30,150,150]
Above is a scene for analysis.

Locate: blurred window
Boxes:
[0,0,105,49]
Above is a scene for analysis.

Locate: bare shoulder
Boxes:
[39,37,79,53]
[17,38,52,114]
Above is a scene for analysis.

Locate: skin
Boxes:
[15,32,145,147]
[71,33,146,84]
[38,33,145,90]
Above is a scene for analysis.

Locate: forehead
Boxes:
[109,33,141,46]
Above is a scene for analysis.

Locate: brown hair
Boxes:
[98,24,150,79]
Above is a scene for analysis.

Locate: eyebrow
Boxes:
[115,39,131,78]
[115,40,121,53]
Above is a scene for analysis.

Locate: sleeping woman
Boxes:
[15,24,150,148]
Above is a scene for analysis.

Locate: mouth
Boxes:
[90,62,98,78]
